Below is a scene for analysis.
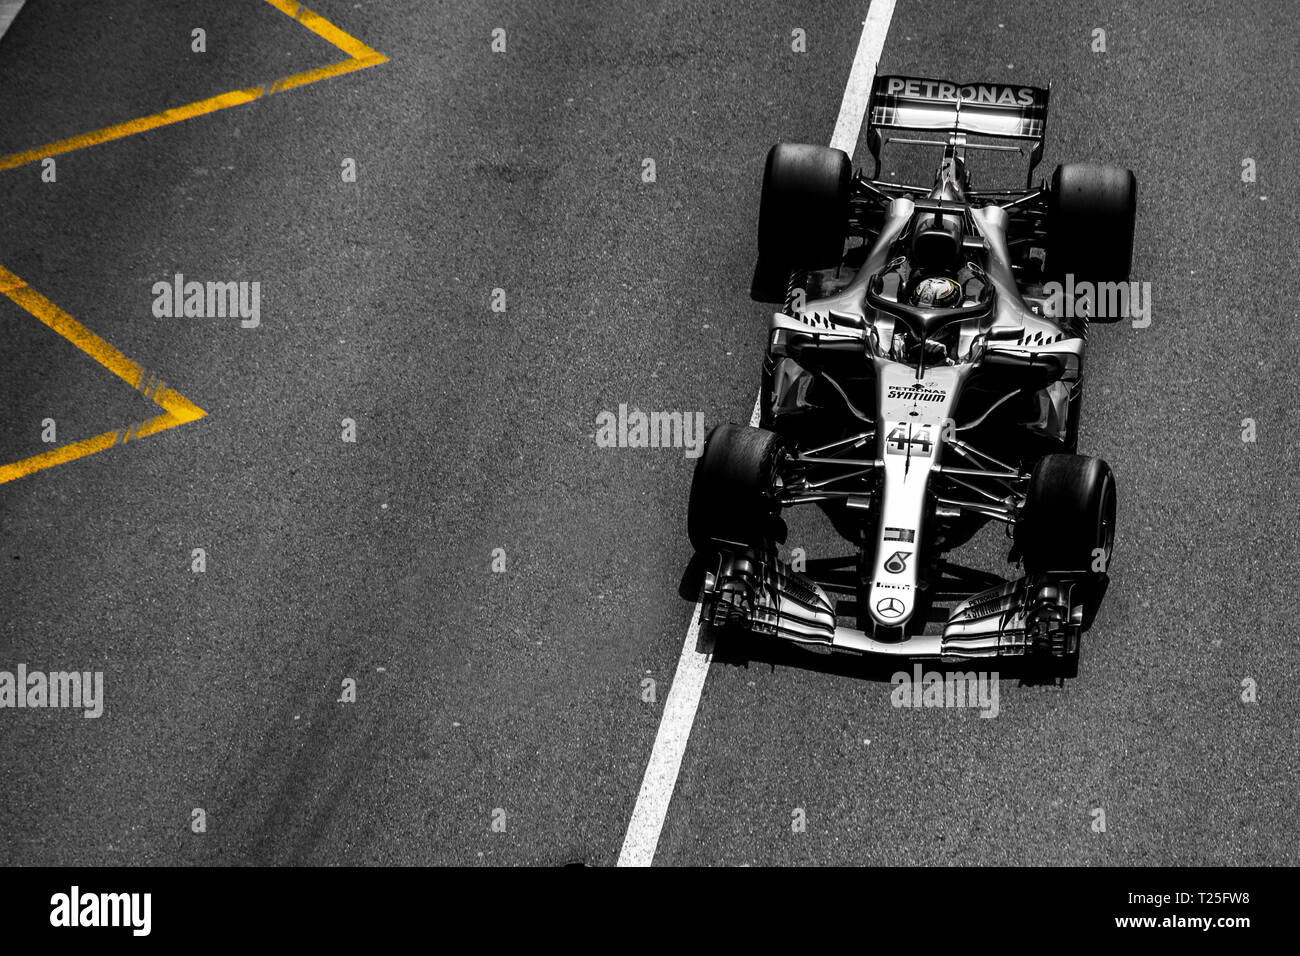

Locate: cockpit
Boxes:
[866,205,997,367]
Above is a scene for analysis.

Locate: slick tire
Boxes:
[1047,163,1138,286]
[757,143,851,272]
[687,424,788,553]
[1017,454,1117,576]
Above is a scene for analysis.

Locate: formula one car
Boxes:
[688,76,1137,676]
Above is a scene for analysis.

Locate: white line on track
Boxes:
[830,0,898,156]
[616,0,897,867]
[0,1,27,43]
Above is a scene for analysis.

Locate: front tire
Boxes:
[687,424,788,553]
[1017,453,1117,575]
[1015,454,1116,676]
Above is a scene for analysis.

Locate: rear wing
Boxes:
[865,76,1050,185]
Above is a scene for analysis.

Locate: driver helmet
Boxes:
[909,275,963,308]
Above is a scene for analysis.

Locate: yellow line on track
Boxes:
[0,86,263,172]
[0,1,386,482]
[263,0,386,60]
[0,265,206,485]
[0,0,387,172]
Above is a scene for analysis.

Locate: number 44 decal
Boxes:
[886,424,934,457]
[885,419,958,457]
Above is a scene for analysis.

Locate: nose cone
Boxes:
[868,581,916,627]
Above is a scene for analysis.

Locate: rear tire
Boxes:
[687,424,788,553]
[1047,163,1137,285]
[757,143,851,272]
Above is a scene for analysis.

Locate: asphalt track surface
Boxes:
[0,0,1296,866]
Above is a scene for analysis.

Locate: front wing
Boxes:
[702,547,1093,662]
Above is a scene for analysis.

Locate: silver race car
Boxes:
[689,76,1137,676]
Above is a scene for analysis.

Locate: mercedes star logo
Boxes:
[876,597,905,618]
